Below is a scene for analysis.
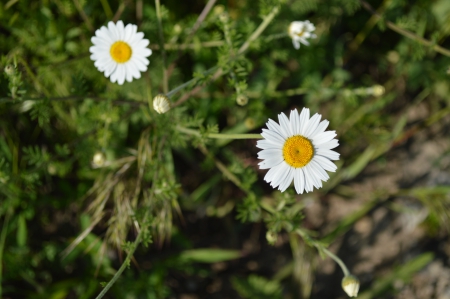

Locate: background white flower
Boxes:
[257,108,339,194]
[288,20,317,49]
[90,20,152,85]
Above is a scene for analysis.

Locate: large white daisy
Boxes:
[90,20,152,85]
[257,108,339,194]
[288,20,317,50]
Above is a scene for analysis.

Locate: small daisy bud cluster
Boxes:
[92,151,106,168]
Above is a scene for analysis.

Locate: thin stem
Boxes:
[155,0,169,93]
[95,227,144,299]
[99,0,114,20]
[113,0,129,22]
[72,0,94,32]
[176,126,261,139]
[237,6,280,54]
[296,229,350,277]
[322,248,350,276]
[360,0,450,57]
[0,213,11,298]
[167,66,219,98]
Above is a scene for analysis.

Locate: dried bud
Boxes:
[236,94,248,106]
[92,151,106,168]
[153,94,171,114]
[342,275,359,297]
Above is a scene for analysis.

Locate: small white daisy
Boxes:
[90,20,152,85]
[257,108,339,194]
[288,20,317,49]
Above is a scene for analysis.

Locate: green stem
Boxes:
[296,229,350,277]
[237,6,280,54]
[176,126,261,139]
[0,213,11,298]
[166,66,219,98]
[322,248,350,276]
[360,0,450,57]
[155,0,169,93]
[95,229,143,299]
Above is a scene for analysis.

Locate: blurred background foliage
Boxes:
[1,0,450,298]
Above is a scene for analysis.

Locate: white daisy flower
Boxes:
[257,108,339,194]
[90,20,152,85]
[288,20,317,49]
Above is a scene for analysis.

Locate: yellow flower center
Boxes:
[110,41,132,63]
[296,30,305,37]
[282,135,314,168]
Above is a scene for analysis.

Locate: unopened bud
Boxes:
[236,94,248,106]
[4,64,15,76]
[219,12,229,23]
[213,5,225,16]
[173,24,182,34]
[342,275,359,297]
[266,231,277,245]
[92,151,106,168]
[244,117,256,129]
[371,85,385,97]
[153,94,171,114]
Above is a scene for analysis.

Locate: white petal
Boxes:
[277,112,292,138]
[264,162,287,187]
[294,168,305,194]
[257,149,282,159]
[256,139,283,150]
[271,163,291,189]
[278,167,294,192]
[309,160,330,182]
[258,155,283,169]
[125,63,133,82]
[292,40,300,49]
[266,118,285,138]
[290,109,300,135]
[304,163,322,189]
[304,113,321,138]
[299,108,310,135]
[302,166,314,192]
[107,21,118,40]
[312,131,337,145]
[312,155,337,172]
[124,23,133,42]
[311,119,329,136]
[261,129,286,145]
[116,20,125,40]
[316,149,340,160]
[319,139,339,150]
[116,64,126,85]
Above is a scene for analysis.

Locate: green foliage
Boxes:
[232,275,283,299]
[1,0,450,298]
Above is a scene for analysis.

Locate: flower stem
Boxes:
[296,229,350,277]
[237,5,280,54]
[176,126,261,139]
[360,0,450,57]
[155,0,169,93]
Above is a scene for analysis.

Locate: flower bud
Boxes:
[236,94,248,106]
[4,64,15,76]
[92,151,106,168]
[371,85,385,97]
[342,275,359,297]
[266,230,277,245]
[153,94,171,114]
